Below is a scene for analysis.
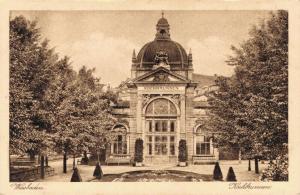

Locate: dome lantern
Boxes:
[155,11,171,40]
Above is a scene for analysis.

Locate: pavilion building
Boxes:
[106,14,239,165]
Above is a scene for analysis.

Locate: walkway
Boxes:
[36,160,267,182]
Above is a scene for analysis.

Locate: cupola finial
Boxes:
[155,11,170,40]
[132,49,136,59]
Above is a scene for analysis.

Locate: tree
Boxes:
[9,16,57,157]
[9,16,39,155]
[226,167,237,181]
[70,167,82,182]
[213,162,223,181]
[207,11,288,179]
[93,162,103,179]
[47,64,116,173]
[9,16,117,177]
[178,139,187,162]
[134,139,144,163]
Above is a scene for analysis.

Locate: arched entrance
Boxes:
[143,97,179,163]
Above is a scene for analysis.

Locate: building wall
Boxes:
[185,86,194,161]
[128,88,138,156]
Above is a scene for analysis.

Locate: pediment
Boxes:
[133,67,189,83]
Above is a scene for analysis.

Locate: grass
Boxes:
[91,170,213,182]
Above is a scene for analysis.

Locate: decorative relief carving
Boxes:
[153,72,170,82]
[154,50,169,65]
[145,98,177,116]
[169,94,180,105]
[142,94,159,107]
[142,94,181,108]
[153,50,171,70]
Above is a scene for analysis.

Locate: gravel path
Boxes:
[36,160,267,182]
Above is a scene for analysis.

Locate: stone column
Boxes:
[136,94,143,133]
[180,94,185,134]
[193,136,197,155]
[127,135,130,154]
[175,117,180,157]
[210,138,213,155]
[141,115,146,161]
[111,144,114,154]
[167,136,170,156]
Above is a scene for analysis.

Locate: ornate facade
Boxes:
[108,14,238,165]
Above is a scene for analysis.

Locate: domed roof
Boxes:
[135,15,188,69]
[136,40,188,68]
[157,17,169,25]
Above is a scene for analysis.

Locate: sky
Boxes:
[11,10,270,87]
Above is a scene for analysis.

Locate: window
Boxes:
[111,124,128,155]
[154,136,168,155]
[196,136,210,155]
[147,136,152,155]
[145,98,178,156]
[162,121,168,132]
[170,136,175,155]
[112,134,127,155]
[155,121,161,132]
[145,98,177,116]
[147,120,152,132]
[170,121,175,132]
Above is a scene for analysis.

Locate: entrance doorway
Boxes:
[144,98,178,163]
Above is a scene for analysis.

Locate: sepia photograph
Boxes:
[7,9,289,184]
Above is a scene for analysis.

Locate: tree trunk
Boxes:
[9,155,11,173]
[41,155,45,179]
[248,159,251,171]
[84,151,88,159]
[73,154,76,169]
[38,154,41,164]
[238,149,242,164]
[45,156,48,167]
[255,157,259,174]
[29,152,35,161]
[63,153,67,173]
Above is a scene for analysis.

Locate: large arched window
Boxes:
[194,125,212,155]
[111,124,127,155]
[145,98,177,156]
[145,98,177,116]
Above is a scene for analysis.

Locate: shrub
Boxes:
[261,153,288,181]
[226,167,237,181]
[81,157,89,165]
[70,167,82,182]
[134,138,144,163]
[93,162,103,179]
[213,162,223,181]
[178,139,187,162]
[81,151,89,165]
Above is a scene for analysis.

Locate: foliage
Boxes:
[213,162,223,181]
[81,152,89,165]
[207,11,288,162]
[49,65,116,157]
[134,139,144,163]
[93,162,103,179]
[9,15,117,161]
[261,152,288,181]
[70,167,82,182]
[178,139,187,162]
[9,16,56,155]
[226,167,237,181]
